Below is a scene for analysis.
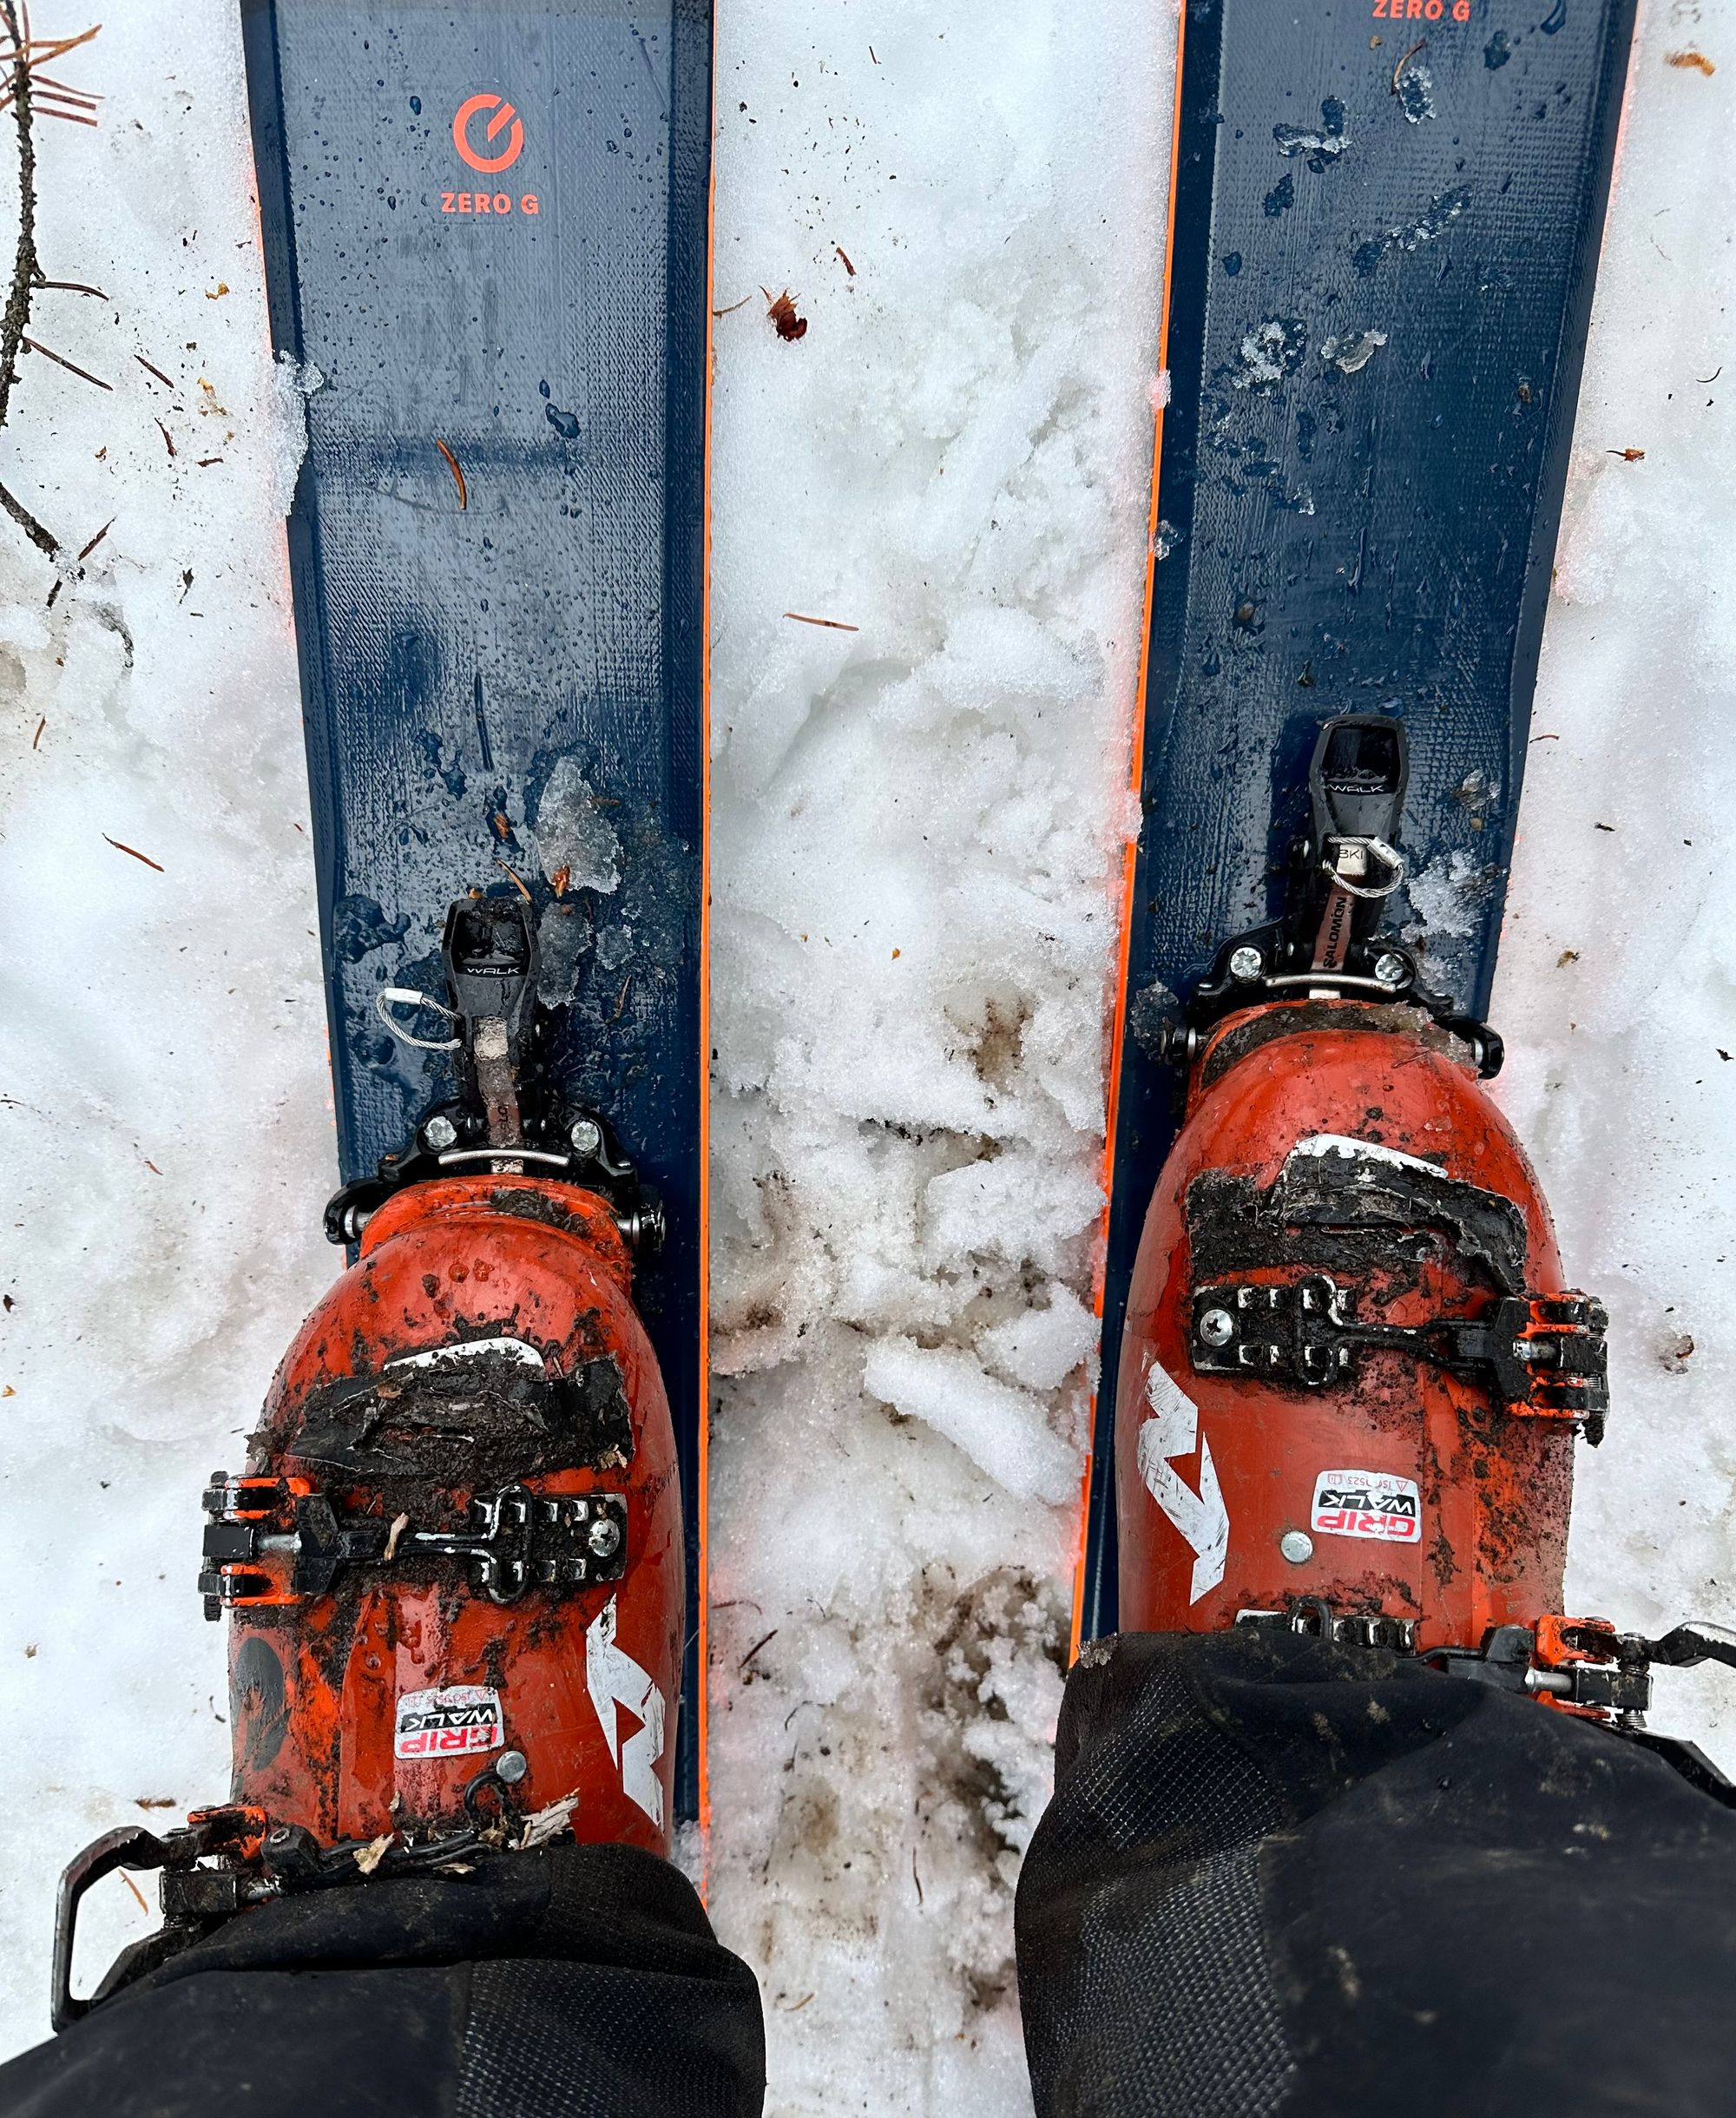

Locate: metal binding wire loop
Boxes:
[374,986,463,1051]
[1319,837,1406,901]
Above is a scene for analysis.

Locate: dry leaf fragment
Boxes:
[354,1833,396,1875]
[764,287,808,341]
[517,1793,581,1850]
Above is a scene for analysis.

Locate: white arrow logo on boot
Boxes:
[1136,1359,1229,1603]
[586,1596,666,1828]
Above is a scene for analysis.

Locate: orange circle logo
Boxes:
[453,93,525,174]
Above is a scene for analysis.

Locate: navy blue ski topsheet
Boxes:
[1082,1,1634,1640]
[240,0,711,1819]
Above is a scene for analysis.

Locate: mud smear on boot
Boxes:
[269,1345,634,1490]
[1187,1142,1529,1294]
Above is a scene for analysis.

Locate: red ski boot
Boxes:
[54,896,681,2028]
[1115,718,1647,1708]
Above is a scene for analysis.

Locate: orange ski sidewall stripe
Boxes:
[1071,1,1190,1662]
[697,2,717,1869]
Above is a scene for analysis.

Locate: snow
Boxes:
[705,8,1168,2096]
[0,2,1733,2111]
[1492,1,1736,1762]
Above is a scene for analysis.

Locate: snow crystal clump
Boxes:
[863,1338,1080,1506]
[266,351,322,516]
[981,1284,1098,1393]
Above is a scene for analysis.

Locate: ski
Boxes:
[1078,1,1637,1647]
[238,0,713,1823]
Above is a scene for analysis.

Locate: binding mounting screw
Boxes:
[569,1118,603,1159]
[1229,945,1265,983]
[495,1750,529,1785]
[1372,952,1407,988]
[587,1516,622,1560]
[423,1115,458,1150]
[1198,1308,1235,1348]
[1279,1530,1314,1565]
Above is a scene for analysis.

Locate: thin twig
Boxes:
[0,0,102,562]
[434,437,468,510]
[103,834,165,872]
[27,72,99,101]
[0,474,53,556]
[3,23,100,63]
[23,334,109,387]
[0,0,46,484]
[491,855,532,903]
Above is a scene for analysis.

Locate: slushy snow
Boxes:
[0,4,1733,2113]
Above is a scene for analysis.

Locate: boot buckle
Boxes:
[1191,1273,1609,1437]
[198,1474,628,1615]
